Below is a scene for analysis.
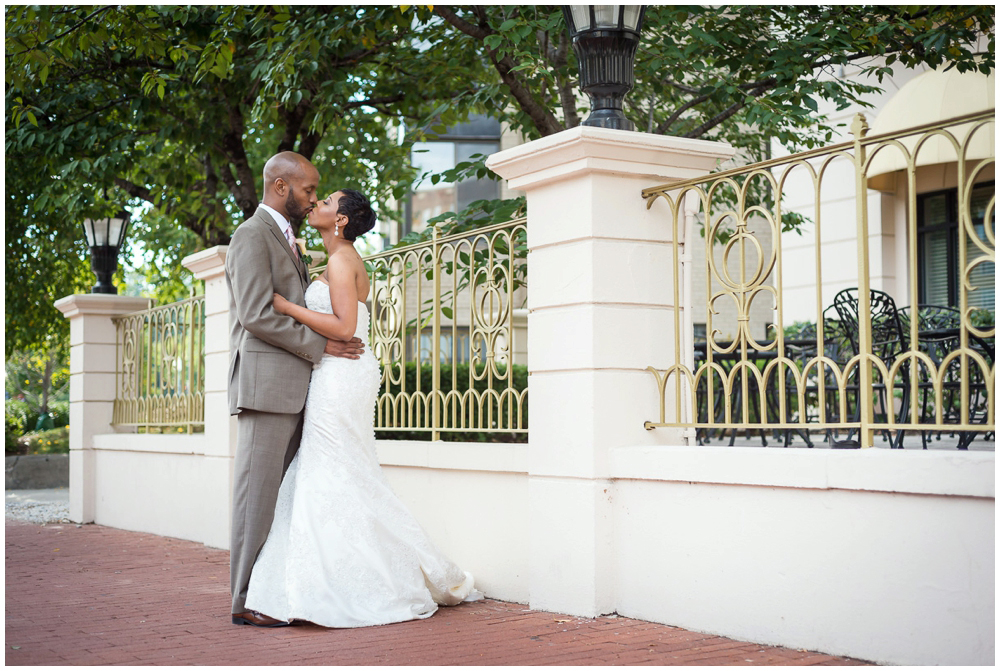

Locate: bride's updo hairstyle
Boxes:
[337,188,377,241]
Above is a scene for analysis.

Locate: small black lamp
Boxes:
[82,211,130,294]
[562,5,646,131]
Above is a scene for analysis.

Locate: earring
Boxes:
[334,224,340,237]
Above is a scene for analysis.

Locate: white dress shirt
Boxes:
[259,203,296,249]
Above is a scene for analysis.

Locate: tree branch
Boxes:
[549,32,580,128]
[114,178,154,204]
[277,101,308,154]
[10,6,116,56]
[434,6,563,136]
[341,94,405,113]
[63,96,139,126]
[658,77,780,137]
[683,80,778,138]
[655,92,714,135]
[439,6,490,39]
[218,93,258,218]
[215,162,244,212]
[298,129,323,160]
[662,78,702,95]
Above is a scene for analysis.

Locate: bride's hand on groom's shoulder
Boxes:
[272,292,291,315]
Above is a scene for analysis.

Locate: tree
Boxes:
[5,345,70,437]
[432,5,993,153]
[5,5,476,354]
[388,5,995,250]
[6,5,994,354]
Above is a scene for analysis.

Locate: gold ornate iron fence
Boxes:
[642,110,995,448]
[112,295,205,432]
[314,218,529,439]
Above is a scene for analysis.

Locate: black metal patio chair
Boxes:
[897,304,994,449]
[831,288,909,448]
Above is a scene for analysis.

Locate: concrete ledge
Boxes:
[486,125,735,192]
[610,445,995,498]
[5,454,69,490]
[376,439,528,474]
[92,433,209,456]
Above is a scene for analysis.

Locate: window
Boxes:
[917,183,995,309]
[407,329,471,365]
[406,115,501,236]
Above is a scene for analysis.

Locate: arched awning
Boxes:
[866,66,994,191]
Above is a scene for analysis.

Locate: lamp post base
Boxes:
[571,30,641,134]
[89,245,120,295]
[581,109,635,132]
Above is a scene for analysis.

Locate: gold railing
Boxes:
[642,110,995,448]
[315,218,529,439]
[112,295,205,432]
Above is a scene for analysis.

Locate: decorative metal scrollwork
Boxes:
[642,110,994,449]
[112,295,205,432]
[320,219,528,438]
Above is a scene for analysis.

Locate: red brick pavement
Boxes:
[5,520,870,666]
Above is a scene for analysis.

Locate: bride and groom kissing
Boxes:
[226,151,481,628]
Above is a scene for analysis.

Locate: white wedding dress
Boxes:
[245,281,481,628]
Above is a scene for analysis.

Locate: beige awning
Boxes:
[866,66,995,191]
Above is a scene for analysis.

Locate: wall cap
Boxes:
[54,294,152,320]
[376,439,528,474]
[610,445,995,498]
[93,432,209,456]
[182,245,229,281]
[486,125,735,192]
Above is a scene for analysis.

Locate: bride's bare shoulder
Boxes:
[325,248,366,282]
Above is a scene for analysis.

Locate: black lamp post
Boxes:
[82,211,130,294]
[562,5,646,131]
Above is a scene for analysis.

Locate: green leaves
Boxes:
[3,5,443,352]
[3,3,994,356]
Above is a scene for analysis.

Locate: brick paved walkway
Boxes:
[6,520,869,665]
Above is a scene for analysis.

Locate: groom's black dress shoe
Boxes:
[232,610,291,627]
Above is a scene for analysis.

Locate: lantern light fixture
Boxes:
[562,5,646,131]
[82,211,130,294]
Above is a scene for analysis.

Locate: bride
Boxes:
[244,188,481,627]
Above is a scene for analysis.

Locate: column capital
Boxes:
[54,293,151,320]
[182,245,229,281]
[486,126,735,192]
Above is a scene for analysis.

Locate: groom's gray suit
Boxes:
[225,207,327,614]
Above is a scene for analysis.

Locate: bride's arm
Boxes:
[273,260,359,342]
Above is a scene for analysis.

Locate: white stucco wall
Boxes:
[84,434,531,604]
[377,440,530,604]
[90,433,231,549]
[610,445,995,666]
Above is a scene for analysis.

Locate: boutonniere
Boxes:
[294,238,311,265]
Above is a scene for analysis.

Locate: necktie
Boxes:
[284,226,296,251]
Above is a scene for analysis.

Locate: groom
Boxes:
[225,151,363,627]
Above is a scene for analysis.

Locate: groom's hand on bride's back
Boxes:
[325,337,364,359]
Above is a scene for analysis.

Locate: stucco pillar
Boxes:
[55,293,151,523]
[182,246,235,548]
[486,127,734,617]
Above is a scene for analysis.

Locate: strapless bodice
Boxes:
[304,281,370,344]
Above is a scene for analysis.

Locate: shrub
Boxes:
[17,426,70,454]
[5,398,39,437]
[5,411,22,455]
[47,400,70,428]
[376,362,528,443]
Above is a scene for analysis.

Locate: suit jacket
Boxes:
[225,208,327,415]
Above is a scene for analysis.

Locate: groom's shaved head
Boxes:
[261,151,320,221]
[263,152,313,193]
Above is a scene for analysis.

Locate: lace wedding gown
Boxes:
[245,281,481,628]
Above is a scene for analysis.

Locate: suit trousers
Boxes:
[230,408,303,614]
